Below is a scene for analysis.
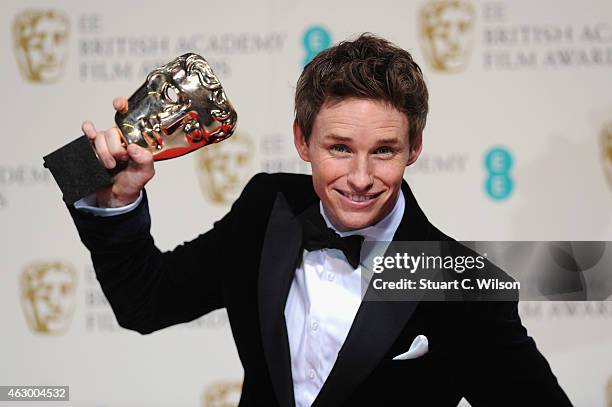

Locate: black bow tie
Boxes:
[301,210,364,269]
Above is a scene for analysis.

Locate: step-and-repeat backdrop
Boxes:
[2,0,611,406]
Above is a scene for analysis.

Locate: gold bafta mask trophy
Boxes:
[43,53,237,204]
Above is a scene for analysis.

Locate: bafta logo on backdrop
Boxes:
[13,9,70,84]
[202,381,242,407]
[20,261,77,334]
[601,120,612,189]
[418,0,476,73]
[196,131,254,205]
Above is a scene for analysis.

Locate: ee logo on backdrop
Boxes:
[484,146,514,201]
[302,26,332,67]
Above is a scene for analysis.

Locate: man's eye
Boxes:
[375,146,394,155]
[330,144,349,153]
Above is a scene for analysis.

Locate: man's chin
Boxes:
[326,203,387,231]
[332,214,377,232]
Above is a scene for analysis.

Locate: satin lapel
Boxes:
[258,193,303,407]
[312,181,433,407]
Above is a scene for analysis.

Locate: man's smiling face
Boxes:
[294,98,422,231]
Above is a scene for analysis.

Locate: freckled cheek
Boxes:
[372,162,406,186]
[314,160,349,185]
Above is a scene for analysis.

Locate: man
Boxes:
[69,34,571,406]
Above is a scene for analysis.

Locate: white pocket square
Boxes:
[392,334,429,360]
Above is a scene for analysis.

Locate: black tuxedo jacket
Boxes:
[69,173,572,406]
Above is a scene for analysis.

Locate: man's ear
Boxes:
[406,138,423,167]
[293,120,311,162]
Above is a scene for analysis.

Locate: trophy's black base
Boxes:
[43,135,113,205]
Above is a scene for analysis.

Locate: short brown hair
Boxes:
[295,33,428,149]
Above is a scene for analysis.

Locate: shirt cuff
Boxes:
[73,190,144,217]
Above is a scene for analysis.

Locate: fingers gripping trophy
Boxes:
[43,53,237,206]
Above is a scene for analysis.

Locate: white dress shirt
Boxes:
[73,191,143,217]
[284,193,405,407]
[75,189,405,407]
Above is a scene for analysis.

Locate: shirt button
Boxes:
[308,369,316,380]
[327,273,335,282]
[311,320,319,331]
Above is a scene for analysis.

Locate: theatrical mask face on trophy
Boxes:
[115,53,237,160]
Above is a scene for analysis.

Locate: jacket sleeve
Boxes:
[457,300,573,406]
[66,175,263,334]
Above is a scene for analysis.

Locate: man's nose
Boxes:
[347,156,373,192]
